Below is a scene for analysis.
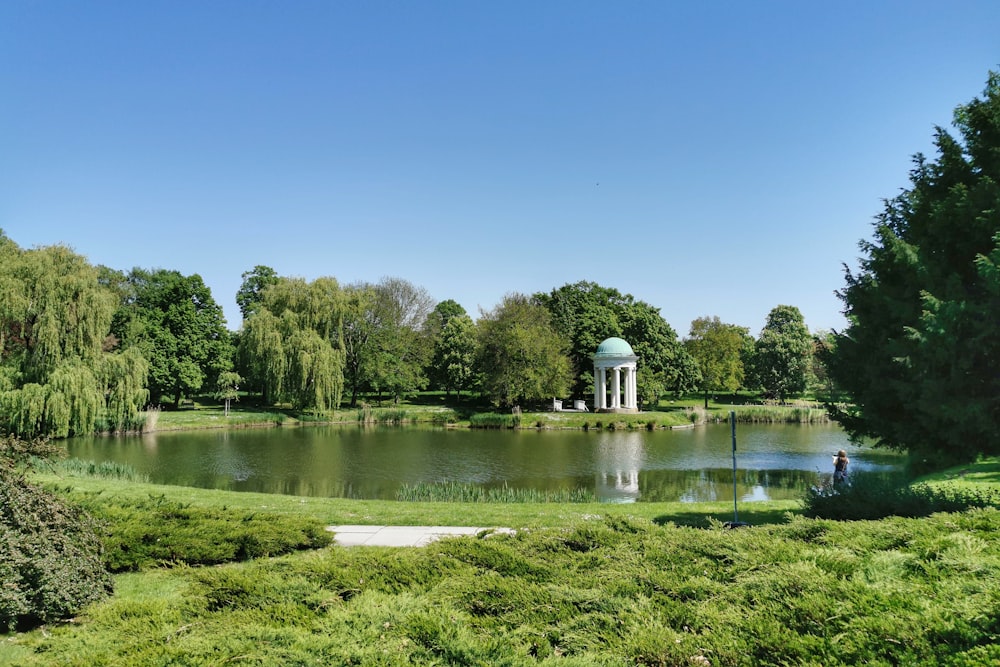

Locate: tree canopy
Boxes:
[0,237,148,437]
[828,72,1000,464]
[752,305,812,401]
[685,316,748,408]
[238,276,345,413]
[477,293,572,407]
[111,268,233,408]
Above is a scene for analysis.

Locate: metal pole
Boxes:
[730,410,738,524]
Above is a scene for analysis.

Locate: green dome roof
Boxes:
[594,337,635,357]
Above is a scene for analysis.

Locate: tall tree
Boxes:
[685,316,748,408]
[435,314,477,400]
[828,72,1000,464]
[342,278,434,405]
[112,268,233,408]
[752,305,812,402]
[0,236,147,437]
[424,299,468,392]
[238,276,345,413]
[477,293,572,407]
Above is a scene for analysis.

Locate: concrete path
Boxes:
[328,525,514,547]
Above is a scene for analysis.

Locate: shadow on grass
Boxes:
[653,506,797,528]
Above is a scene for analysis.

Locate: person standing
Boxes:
[833,450,850,485]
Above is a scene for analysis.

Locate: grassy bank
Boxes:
[146,394,828,435]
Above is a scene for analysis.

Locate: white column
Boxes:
[623,367,632,409]
[612,368,621,409]
[599,367,607,410]
[627,366,636,409]
[593,368,600,410]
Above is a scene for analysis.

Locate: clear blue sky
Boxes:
[2,1,998,335]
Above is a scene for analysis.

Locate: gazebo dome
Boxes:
[594,337,635,358]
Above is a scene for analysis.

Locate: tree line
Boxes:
[0,238,827,439]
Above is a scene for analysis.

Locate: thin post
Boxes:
[730,410,738,524]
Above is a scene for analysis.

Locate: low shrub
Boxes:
[75,495,333,572]
[803,471,1000,520]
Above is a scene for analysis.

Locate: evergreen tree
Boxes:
[828,72,1000,464]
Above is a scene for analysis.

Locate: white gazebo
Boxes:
[592,337,639,413]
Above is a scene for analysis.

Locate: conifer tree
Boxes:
[829,72,1000,465]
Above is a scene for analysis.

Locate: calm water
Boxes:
[64,423,899,503]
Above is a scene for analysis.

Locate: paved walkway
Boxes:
[327,525,514,547]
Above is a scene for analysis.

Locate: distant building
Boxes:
[592,337,639,413]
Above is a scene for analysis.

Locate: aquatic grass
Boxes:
[356,405,411,424]
[396,481,596,503]
[47,458,150,483]
[730,405,830,423]
[468,412,520,429]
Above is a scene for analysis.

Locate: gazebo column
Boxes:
[627,367,637,409]
[622,366,632,408]
[612,368,621,409]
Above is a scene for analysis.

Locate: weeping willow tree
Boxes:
[0,233,148,437]
[238,277,345,414]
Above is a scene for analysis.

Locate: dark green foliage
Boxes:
[235,264,279,321]
[751,304,812,400]
[803,471,1000,520]
[476,293,573,407]
[110,268,233,408]
[0,436,112,631]
[74,495,333,572]
[829,72,1000,463]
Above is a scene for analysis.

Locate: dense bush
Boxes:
[803,471,1000,520]
[73,495,333,572]
[1,437,113,631]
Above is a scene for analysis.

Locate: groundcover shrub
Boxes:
[74,495,333,572]
[14,510,1000,665]
[803,471,1000,520]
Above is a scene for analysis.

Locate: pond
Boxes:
[64,422,900,503]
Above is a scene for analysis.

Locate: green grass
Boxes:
[33,472,796,529]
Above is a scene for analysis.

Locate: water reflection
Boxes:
[64,423,900,502]
[595,432,643,502]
